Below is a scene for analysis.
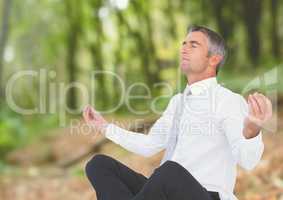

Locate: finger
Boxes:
[258,94,270,117]
[83,105,89,113]
[264,96,273,119]
[90,106,101,121]
[84,106,93,120]
[89,108,96,121]
[247,95,255,115]
[252,93,264,114]
[254,93,267,117]
[83,106,90,120]
[248,94,257,115]
[250,94,261,117]
[247,95,261,123]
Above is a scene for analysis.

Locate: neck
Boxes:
[186,73,216,85]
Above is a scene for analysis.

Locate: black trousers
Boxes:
[85,154,220,200]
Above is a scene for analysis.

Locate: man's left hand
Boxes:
[243,92,273,139]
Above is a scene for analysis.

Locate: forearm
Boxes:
[105,123,166,157]
[236,133,264,170]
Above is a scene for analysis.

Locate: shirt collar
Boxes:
[184,77,218,96]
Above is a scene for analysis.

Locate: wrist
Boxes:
[243,125,261,139]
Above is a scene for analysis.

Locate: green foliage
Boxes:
[0,106,59,159]
[0,108,26,156]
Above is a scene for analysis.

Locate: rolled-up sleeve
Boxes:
[222,94,264,171]
[105,94,179,157]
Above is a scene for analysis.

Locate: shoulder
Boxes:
[216,84,247,113]
[217,84,246,102]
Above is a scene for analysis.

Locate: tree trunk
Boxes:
[165,0,177,39]
[210,0,235,41]
[65,0,82,110]
[113,10,126,103]
[89,0,108,109]
[241,0,262,65]
[270,0,280,59]
[131,1,160,89]
[0,0,12,100]
[116,7,153,88]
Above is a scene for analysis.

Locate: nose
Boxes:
[181,47,189,56]
[181,44,190,54]
[180,45,186,52]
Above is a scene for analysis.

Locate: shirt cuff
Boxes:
[240,129,264,153]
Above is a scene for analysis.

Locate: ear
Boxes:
[209,54,223,68]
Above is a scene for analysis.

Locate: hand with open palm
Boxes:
[82,105,109,136]
[243,92,273,139]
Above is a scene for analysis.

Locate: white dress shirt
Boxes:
[105,77,264,200]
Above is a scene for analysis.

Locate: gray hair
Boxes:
[187,25,227,75]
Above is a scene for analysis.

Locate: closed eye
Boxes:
[182,40,199,48]
[190,41,201,48]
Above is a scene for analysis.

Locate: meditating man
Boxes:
[83,25,272,200]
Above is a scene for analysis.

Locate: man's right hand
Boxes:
[82,105,109,135]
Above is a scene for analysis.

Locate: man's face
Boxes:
[180,31,210,74]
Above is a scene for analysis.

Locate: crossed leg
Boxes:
[85,154,213,200]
